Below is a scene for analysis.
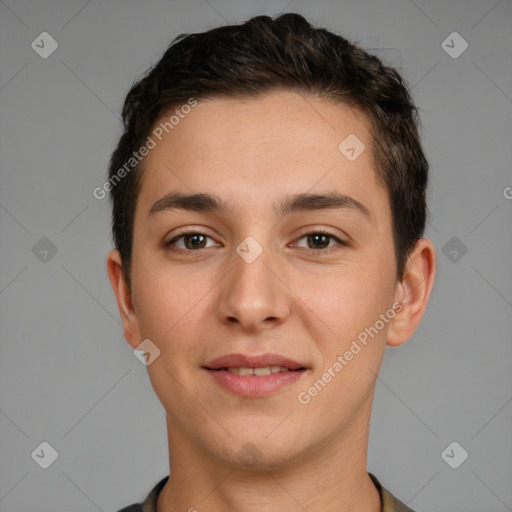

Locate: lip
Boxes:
[203,352,307,398]
[204,352,305,371]
[205,368,306,397]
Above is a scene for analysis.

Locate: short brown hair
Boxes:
[108,13,429,289]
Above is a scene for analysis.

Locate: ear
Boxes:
[386,238,436,347]
[106,249,142,349]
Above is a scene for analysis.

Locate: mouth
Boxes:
[202,353,308,397]
[208,366,306,375]
[203,352,307,372]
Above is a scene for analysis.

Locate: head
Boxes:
[106,13,435,471]
[108,13,429,290]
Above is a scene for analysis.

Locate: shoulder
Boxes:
[369,473,418,512]
[115,476,169,512]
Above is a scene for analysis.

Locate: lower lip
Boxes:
[204,369,306,397]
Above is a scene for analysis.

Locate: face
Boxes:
[109,90,415,471]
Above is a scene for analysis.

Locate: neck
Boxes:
[157,401,381,512]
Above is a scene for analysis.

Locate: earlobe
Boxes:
[106,249,141,348]
[386,238,436,347]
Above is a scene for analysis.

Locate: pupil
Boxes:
[186,234,206,249]
[309,234,328,249]
[183,234,330,250]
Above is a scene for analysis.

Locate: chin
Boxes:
[226,446,301,473]
[216,430,307,473]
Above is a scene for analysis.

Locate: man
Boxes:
[106,13,435,512]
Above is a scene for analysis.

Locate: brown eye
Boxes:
[166,232,216,251]
[306,233,330,249]
[295,231,346,251]
[183,234,207,249]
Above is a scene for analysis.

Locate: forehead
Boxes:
[135,90,385,218]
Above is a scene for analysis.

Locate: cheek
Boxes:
[296,273,393,416]
[131,240,197,324]
[131,255,217,369]
[297,260,395,380]
[299,258,391,328]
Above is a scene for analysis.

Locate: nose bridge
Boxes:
[217,236,290,330]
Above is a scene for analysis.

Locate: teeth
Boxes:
[226,366,291,375]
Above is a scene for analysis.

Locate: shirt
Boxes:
[117,472,416,512]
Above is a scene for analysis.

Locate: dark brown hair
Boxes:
[108,13,429,289]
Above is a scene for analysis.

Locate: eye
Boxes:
[293,231,347,251]
[165,229,348,253]
[165,231,218,251]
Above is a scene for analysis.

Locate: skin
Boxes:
[107,90,435,512]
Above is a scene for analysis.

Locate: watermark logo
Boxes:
[31,32,58,59]
[134,339,161,366]
[236,442,262,468]
[32,237,58,263]
[338,134,366,161]
[442,236,468,263]
[236,236,263,263]
[441,32,468,59]
[441,441,468,469]
[31,441,58,469]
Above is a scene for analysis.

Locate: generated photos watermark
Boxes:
[297,302,403,405]
[93,98,198,200]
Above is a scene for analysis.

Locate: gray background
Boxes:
[0,0,511,511]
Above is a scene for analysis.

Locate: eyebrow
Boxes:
[148,191,371,220]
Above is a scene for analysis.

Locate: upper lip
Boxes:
[204,353,305,370]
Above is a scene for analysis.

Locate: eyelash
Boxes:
[165,229,348,254]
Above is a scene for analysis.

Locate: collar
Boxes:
[139,472,415,512]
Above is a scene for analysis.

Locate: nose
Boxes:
[216,241,292,333]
